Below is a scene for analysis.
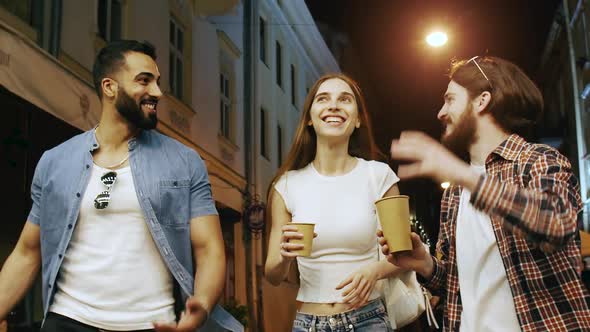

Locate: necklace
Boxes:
[105,154,129,169]
[95,125,131,169]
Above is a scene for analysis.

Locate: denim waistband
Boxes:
[294,298,386,329]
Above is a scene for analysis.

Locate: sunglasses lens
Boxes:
[94,190,111,209]
[101,171,117,186]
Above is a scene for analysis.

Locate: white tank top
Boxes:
[274,158,399,303]
[49,164,176,330]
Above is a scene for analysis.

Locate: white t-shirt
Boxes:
[274,158,399,303]
[49,164,176,330]
[456,164,520,331]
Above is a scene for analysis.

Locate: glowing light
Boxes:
[426,31,448,47]
[441,182,450,189]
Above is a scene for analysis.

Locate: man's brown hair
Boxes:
[449,56,543,136]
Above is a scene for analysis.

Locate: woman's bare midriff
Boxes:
[297,301,355,315]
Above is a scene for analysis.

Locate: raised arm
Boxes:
[470,148,581,252]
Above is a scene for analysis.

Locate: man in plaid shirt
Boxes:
[380,56,590,331]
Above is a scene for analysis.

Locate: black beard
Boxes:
[115,89,157,130]
[441,105,476,159]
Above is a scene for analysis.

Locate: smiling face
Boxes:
[308,78,360,140]
[113,51,162,130]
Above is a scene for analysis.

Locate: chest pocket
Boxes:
[159,179,190,227]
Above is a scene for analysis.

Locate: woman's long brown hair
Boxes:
[265,73,382,210]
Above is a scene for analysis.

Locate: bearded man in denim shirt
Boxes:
[0,40,242,332]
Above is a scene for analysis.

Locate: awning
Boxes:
[192,0,239,16]
[210,174,244,214]
[0,21,101,131]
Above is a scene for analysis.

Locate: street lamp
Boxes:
[426,31,448,47]
[440,182,450,189]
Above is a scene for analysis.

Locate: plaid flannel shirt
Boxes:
[422,134,590,331]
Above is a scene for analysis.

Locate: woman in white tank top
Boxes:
[264,73,404,332]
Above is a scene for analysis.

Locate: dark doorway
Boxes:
[1,85,82,330]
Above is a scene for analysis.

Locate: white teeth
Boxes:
[324,116,344,123]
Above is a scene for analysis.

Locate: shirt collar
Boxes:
[487,133,527,163]
[86,126,146,152]
[86,126,100,152]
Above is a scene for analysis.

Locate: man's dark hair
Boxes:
[92,40,157,99]
[449,56,543,136]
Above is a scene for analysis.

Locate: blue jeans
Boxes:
[292,298,393,332]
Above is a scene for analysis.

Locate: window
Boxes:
[220,73,231,139]
[218,30,239,144]
[275,41,282,88]
[169,17,184,99]
[277,125,283,166]
[259,17,267,64]
[290,64,296,106]
[1,0,35,25]
[98,0,122,42]
[260,108,269,159]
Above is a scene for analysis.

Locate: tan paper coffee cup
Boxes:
[289,223,315,257]
[375,195,412,252]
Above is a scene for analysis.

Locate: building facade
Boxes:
[537,0,590,230]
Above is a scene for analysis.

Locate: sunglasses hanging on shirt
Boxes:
[94,171,117,209]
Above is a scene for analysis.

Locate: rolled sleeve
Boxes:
[189,152,218,219]
[27,152,48,225]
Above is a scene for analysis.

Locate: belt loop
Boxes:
[308,315,317,332]
[341,310,353,331]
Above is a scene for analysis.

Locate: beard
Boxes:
[441,104,476,158]
[115,88,158,130]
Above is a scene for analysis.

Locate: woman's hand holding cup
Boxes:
[280,224,317,260]
[279,224,305,260]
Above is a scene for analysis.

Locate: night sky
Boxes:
[305,0,560,150]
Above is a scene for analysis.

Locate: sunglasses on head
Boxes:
[466,56,493,89]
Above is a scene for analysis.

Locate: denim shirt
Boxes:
[27,129,243,332]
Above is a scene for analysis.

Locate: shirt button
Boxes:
[86,165,90,169]
[58,254,62,259]
[48,284,52,289]
[173,181,178,186]
[67,224,72,229]
[76,193,80,197]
